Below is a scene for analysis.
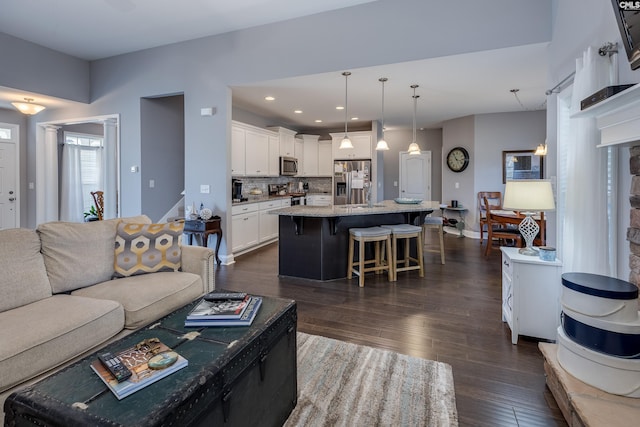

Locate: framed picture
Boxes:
[502,150,544,183]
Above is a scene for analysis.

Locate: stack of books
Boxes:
[91,339,188,400]
[184,292,262,327]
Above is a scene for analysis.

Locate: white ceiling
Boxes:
[0,0,549,131]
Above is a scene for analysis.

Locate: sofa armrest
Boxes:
[181,246,215,293]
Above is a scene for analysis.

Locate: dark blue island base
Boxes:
[278,210,431,281]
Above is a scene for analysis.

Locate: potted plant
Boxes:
[84,205,99,222]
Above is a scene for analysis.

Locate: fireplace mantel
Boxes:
[572,83,640,147]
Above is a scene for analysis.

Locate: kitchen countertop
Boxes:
[270,199,440,217]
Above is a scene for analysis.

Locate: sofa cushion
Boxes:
[0,228,52,313]
[113,222,184,278]
[37,216,152,293]
[72,271,202,329]
[0,294,124,392]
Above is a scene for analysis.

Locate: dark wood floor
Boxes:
[215,232,568,427]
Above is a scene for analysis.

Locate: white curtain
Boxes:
[561,46,616,274]
[59,143,84,222]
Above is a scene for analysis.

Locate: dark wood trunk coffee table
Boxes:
[4,295,297,427]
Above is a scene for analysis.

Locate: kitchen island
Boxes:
[271,200,440,281]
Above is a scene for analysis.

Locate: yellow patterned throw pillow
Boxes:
[114,222,183,278]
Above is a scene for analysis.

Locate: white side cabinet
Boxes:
[500,247,562,344]
[232,121,279,177]
[258,200,282,242]
[318,140,333,176]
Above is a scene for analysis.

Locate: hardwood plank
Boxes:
[216,233,567,426]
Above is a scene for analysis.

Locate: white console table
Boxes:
[500,247,562,344]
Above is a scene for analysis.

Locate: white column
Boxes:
[43,125,59,223]
[102,118,118,219]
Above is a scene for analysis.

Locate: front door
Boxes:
[399,151,431,201]
[0,138,18,229]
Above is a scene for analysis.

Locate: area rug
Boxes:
[285,332,458,427]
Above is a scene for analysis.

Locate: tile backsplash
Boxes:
[233,177,332,195]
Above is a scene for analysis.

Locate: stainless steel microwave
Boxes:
[280,156,298,176]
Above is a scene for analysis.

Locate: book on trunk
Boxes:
[186,294,251,320]
[90,339,188,400]
[184,296,262,327]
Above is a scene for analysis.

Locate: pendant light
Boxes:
[11,97,45,115]
[408,85,421,155]
[375,77,390,151]
[339,71,354,149]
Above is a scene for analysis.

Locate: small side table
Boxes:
[441,207,467,237]
[183,217,222,264]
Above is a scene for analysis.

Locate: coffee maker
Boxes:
[232,179,246,202]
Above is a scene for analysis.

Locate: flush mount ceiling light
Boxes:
[264,96,275,101]
[12,98,45,115]
[339,71,354,150]
[408,85,421,155]
[376,77,390,151]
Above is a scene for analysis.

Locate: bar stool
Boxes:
[423,216,445,264]
[380,224,424,281]
[347,227,393,287]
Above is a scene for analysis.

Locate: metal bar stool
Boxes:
[380,224,424,281]
[347,226,393,287]
[423,216,445,264]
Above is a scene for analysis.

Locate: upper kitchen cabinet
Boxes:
[231,124,246,176]
[318,140,332,176]
[294,137,304,176]
[330,131,372,160]
[232,121,279,177]
[267,126,297,158]
[298,134,319,177]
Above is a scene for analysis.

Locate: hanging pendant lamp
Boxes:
[339,71,354,149]
[375,77,390,151]
[408,84,421,155]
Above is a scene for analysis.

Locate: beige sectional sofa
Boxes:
[0,215,214,414]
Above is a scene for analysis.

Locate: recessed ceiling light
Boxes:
[351,117,358,121]
[294,110,303,114]
[265,96,275,101]
[315,119,323,123]
[336,106,344,110]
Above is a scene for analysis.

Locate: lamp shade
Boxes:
[503,180,555,212]
[12,98,45,115]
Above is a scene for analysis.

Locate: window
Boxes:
[64,132,103,214]
[0,127,12,140]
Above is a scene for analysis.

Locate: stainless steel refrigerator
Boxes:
[333,159,371,205]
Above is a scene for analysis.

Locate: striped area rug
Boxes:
[285,332,458,427]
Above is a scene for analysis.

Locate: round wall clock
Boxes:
[446,147,470,172]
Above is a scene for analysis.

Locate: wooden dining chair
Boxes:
[91,191,104,220]
[484,196,522,256]
[477,191,502,244]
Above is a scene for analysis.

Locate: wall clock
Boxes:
[446,147,470,172]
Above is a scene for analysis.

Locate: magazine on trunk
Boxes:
[90,338,188,400]
[186,294,251,320]
[184,296,262,327]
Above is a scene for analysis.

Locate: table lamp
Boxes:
[502,180,555,255]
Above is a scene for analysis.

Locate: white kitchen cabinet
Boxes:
[306,194,332,206]
[318,140,333,176]
[244,129,269,176]
[330,131,372,159]
[231,125,246,176]
[268,134,280,176]
[500,247,562,344]
[294,137,304,176]
[268,126,297,158]
[231,203,260,252]
[299,134,320,176]
[258,200,282,242]
[232,121,279,177]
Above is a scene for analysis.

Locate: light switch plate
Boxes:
[200,184,210,194]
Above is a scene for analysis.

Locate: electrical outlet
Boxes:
[149,179,155,188]
[200,185,210,194]
[455,182,459,189]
